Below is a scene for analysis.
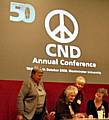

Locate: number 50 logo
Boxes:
[10,2,36,23]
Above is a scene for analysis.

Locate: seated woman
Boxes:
[54,85,85,120]
[58,76,86,113]
[86,88,108,118]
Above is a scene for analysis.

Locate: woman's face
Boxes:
[75,82,84,90]
[32,72,43,83]
[67,93,76,103]
[95,92,104,101]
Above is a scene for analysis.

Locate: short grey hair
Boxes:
[31,65,43,79]
[64,85,78,97]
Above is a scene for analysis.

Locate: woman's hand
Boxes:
[16,114,24,120]
[74,113,85,118]
[47,111,55,120]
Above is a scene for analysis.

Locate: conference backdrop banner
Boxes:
[0,0,109,83]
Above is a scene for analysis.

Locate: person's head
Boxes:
[31,65,43,84]
[95,88,108,102]
[64,85,78,103]
[75,76,86,90]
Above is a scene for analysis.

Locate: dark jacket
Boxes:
[74,90,83,112]
[55,96,78,120]
[86,99,108,118]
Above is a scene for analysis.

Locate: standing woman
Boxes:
[16,65,47,120]
[74,76,86,112]
[86,88,108,118]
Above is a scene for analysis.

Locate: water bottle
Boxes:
[101,105,105,118]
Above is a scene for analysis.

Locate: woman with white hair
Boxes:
[74,76,86,112]
[54,85,79,120]
[58,76,86,113]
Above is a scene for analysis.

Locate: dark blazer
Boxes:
[86,99,108,118]
[74,90,83,112]
[55,97,78,120]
